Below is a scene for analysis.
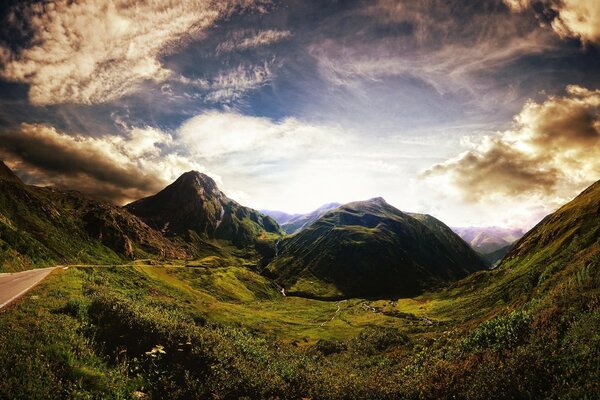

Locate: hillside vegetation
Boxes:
[0,165,186,272]
[267,197,486,298]
[0,166,598,399]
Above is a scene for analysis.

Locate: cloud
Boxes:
[205,62,275,103]
[0,0,270,105]
[309,0,556,109]
[504,0,600,45]
[503,0,532,12]
[175,111,430,212]
[178,111,344,162]
[423,85,600,205]
[216,29,292,53]
[0,123,204,203]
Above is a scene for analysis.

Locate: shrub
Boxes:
[315,339,348,355]
[352,327,410,355]
[460,310,531,352]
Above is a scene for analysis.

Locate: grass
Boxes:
[0,268,139,399]
[1,182,599,399]
[1,255,598,399]
[132,264,433,343]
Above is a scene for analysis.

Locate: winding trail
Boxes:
[320,300,347,327]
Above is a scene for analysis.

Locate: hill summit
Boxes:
[267,197,486,299]
[126,171,282,246]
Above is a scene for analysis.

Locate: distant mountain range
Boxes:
[262,202,341,234]
[265,205,525,259]
[4,158,596,307]
[266,197,487,299]
[452,226,524,254]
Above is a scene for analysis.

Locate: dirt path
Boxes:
[320,300,347,327]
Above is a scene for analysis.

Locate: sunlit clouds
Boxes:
[0,0,270,105]
[504,0,600,45]
[424,85,600,222]
[0,0,598,229]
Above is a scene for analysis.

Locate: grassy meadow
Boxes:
[1,253,598,399]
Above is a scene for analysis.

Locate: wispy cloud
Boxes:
[216,29,292,53]
[205,62,275,103]
[309,0,557,109]
[0,0,271,105]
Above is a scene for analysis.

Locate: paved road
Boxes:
[0,267,56,310]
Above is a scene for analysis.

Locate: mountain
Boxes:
[450,179,600,311]
[263,202,342,234]
[503,180,599,266]
[266,197,486,299]
[259,210,301,225]
[480,244,512,267]
[125,171,282,247]
[452,226,524,253]
[0,161,186,271]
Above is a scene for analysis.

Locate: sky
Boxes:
[0,0,599,229]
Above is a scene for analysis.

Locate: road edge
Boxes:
[0,267,57,310]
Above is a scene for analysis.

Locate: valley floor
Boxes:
[1,259,598,399]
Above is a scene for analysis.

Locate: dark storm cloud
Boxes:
[0,125,153,190]
[0,123,203,204]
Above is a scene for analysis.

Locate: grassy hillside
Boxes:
[268,198,486,299]
[0,168,186,272]
[0,180,597,399]
[480,244,512,267]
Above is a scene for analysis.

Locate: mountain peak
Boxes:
[126,171,282,245]
[174,170,219,192]
[0,161,22,184]
[366,197,386,205]
[268,195,486,299]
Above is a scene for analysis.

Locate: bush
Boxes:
[315,339,347,355]
[352,327,410,355]
[61,298,88,320]
[86,287,319,399]
[460,310,531,352]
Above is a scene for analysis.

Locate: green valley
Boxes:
[0,163,598,399]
